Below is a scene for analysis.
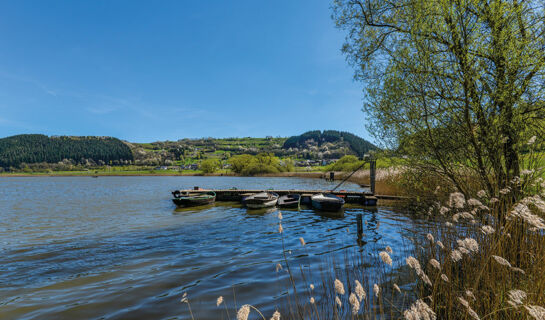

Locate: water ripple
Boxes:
[0,176,429,320]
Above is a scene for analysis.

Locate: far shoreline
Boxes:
[0,171,326,179]
[0,170,366,185]
[0,170,407,195]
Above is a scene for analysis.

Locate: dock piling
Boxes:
[357,213,363,238]
[370,160,376,195]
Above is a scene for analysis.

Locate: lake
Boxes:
[0,176,427,319]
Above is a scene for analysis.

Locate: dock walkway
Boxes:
[173,188,405,206]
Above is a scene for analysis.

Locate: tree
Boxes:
[199,159,220,173]
[333,0,545,195]
[0,134,133,168]
[227,153,288,175]
[228,154,254,174]
[283,157,295,172]
[325,155,364,172]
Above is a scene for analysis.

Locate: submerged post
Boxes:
[370,160,376,195]
[357,213,363,238]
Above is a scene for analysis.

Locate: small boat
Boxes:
[311,193,345,211]
[172,191,216,207]
[300,194,313,205]
[243,192,279,209]
[277,194,301,208]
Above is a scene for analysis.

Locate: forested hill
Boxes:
[0,130,376,169]
[0,134,134,168]
[282,130,377,157]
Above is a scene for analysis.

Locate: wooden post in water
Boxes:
[357,213,363,238]
[370,160,376,195]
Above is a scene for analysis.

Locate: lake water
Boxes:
[0,176,427,319]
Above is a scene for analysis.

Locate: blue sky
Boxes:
[0,1,369,142]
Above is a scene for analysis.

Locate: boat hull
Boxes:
[311,200,343,211]
[243,192,279,209]
[172,197,215,207]
[172,191,216,207]
[278,194,300,208]
[311,193,345,212]
[246,199,278,209]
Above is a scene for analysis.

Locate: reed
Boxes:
[179,151,545,319]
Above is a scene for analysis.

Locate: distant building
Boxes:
[295,160,322,167]
[180,164,198,170]
[188,164,198,170]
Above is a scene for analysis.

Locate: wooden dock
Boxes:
[174,187,391,206]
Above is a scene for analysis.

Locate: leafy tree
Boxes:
[228,154,255,174]
[325,155,364,172]
[333,0,545,195]
[282,157,295,172]
[227,153,291,175]
[239,153,283,175]
[199,159,220,173]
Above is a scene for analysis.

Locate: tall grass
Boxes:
[180,142,545,319]
[180,188,545,319]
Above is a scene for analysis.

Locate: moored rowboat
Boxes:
[311,193,345,211]
[172,191,216,207]
[243,192,279,209]
[277,194,301,208]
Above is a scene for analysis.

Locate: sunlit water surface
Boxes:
[0,176,428,319]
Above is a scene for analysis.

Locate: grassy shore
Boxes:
[0,168,404,196]
[0,169,323,177]
[0,169,207,176]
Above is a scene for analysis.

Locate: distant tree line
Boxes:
[0,134,134,168]
[323,155,364,172]
[282,130,377,157]
[228,153,294,175]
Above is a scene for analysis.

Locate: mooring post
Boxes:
[370,160,376,195]
[357,213,363,238]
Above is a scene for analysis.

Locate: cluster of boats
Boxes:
[171,190,345,212]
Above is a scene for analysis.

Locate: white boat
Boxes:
[243,192,279,209]
[311,193,345,211]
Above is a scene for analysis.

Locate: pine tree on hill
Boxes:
[282,130,377,157]
[0,134,134,168]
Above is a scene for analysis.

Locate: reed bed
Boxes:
[180,172,545,319]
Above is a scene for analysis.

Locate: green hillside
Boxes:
[0,131,377,170]
[0,134,133,168]
[129,131,376,166]
[283,130,377,157]
[129,136,288,166]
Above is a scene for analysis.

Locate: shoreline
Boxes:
[0,171,324,178]
[0,169,402,196]
[0,170,362,185]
